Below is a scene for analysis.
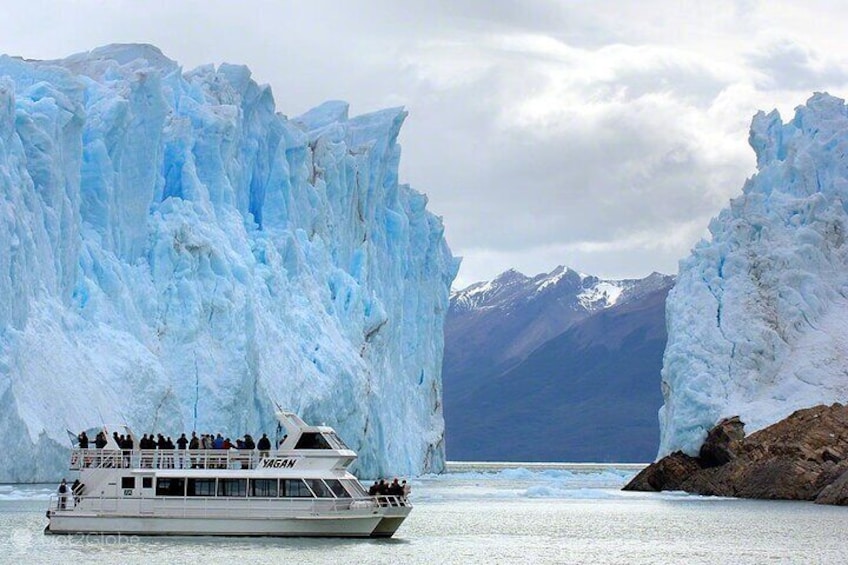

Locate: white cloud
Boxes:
[3,1,848,288]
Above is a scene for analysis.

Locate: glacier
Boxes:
[659,93,848,458]
[0,44,458,482]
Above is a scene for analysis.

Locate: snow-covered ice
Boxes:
[0,44,458,481]
[659,93,848,458]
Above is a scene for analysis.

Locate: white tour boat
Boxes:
[45,412,411,537]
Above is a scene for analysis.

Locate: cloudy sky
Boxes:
[4,1,848,288]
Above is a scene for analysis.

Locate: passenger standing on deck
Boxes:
[166,436,176,467]
[188,432,200,468]
[78,431,89,449]
[117,434,127,466]
[156,436,164,467]
[139,434,149,467]
[58,479,68,509]
[389,478,402,496]
[258,433,271,458]
[122,434,133,467]
[176,433,188,468]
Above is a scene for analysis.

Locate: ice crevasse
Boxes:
[659,93,848,458]
[0,44,458,482]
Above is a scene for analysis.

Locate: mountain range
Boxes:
[442,267,674,462]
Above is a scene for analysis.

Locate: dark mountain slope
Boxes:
[444,283,670,462]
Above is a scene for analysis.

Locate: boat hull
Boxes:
[45,514,393,537]
[371,516,407,538]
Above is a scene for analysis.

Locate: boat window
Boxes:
[187,478,216,497]
[304,478,334,498]
[142,477,153,489]
[250,479,278,497]
[340,479,368,498]
[294,432,332,450]
[280,479,313,498]
[324,479,348,498]
[326,432,349,450]
[218,479,247,497]
[155,478,185,497]
[121,476,135,489]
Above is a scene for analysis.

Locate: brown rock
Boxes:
[679,464,738,497]
[699,416,745,467]
[622,451,702,492]
[815,468,848,505]
[814,460,848,492]
[623,403,848,504]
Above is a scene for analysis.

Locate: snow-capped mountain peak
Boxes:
[577,281,627,309]
[451,266,670,315]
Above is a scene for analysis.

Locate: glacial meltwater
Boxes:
[2,463,846,564]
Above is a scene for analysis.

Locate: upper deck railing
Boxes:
[70,448,289,471]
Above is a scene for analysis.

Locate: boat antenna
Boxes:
[193,353,199,432]
[272,399,283,425]
[270,397,284,447]
[116,406,133,439]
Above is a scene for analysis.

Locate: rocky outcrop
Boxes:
[621,451,702,492]
[698,416,745,467]
[624,403,848,505]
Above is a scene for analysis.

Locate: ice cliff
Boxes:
[0,44,457,481]
[659,93,848,458]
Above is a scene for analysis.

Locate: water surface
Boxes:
[1,463,845,564]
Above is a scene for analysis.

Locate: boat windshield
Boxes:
[325,432,349,450]
[294,433,332,450]
[293,431,350,450]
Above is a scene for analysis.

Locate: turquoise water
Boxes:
[2,463,847,564]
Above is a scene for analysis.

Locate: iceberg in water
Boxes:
[0,44,457,481]
[659,93,848,458]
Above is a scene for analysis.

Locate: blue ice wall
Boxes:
[659,93,848,459]
[0,44,458,481]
